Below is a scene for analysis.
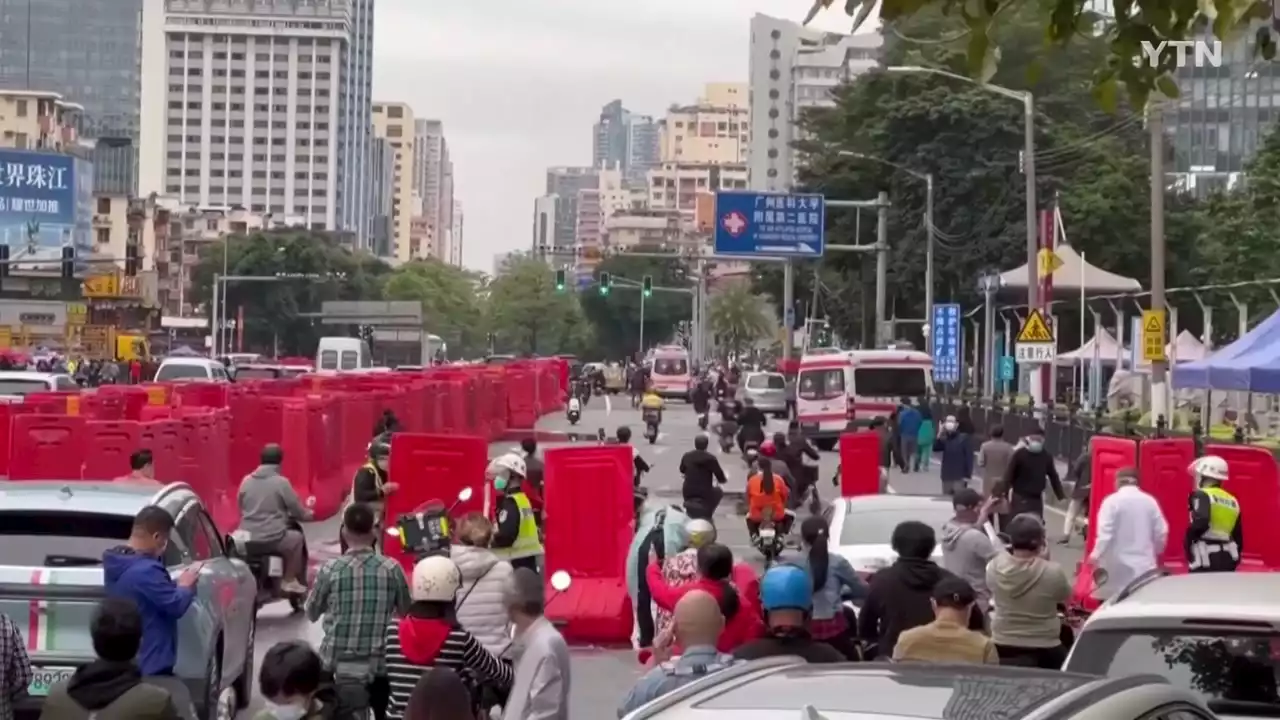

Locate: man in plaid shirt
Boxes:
[0,612,31,720]
[306,503,410,720]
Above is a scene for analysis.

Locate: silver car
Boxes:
[739,372,789,417]
[0,481,257,719]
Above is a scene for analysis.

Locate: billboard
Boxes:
[0,150,92,271]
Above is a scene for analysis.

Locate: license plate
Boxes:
[28,666,75,696]
[758,529,776,539]
[268,557,284,577]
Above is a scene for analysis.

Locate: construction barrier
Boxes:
[0,359,569,533]
[838,431,881,498]
[542,445,634,646]
[1071,435,1280,611]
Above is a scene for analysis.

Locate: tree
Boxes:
[804,0,1276,109]
[708,282,775,360]
[188,231,388,355]
[579,255,692,360]
[383,259,489,358]
[487,254,593,356]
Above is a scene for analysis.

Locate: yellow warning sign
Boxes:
[1142,309,1166,363]
[1016,309,1055,344]
[1037,249,1064,279]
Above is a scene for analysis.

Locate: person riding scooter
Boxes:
[237,444,313,595]
[691,381,711,429]
[566,394,582,424]
[716,397,740,453]
[487,452,544,573]
[641,388,664,436]
[737,398,767,454]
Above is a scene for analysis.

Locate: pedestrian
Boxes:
[995,427,1066,523]
[935,415,973,496]
[618,591,738,717]
[896,400,922,474]
[254,642,342,720]
[977,426,1015,499]
[40,597,181,720]
[103,506,198,676]
[449,514,515,655]
[501,568,570,720]
[0,609,30,720]
[1089,467,1167,600]
[892,577,999,665]
[1060,445,1092,544]
[403,668,474,720]
[914,407,936,471]
[939,490,999,610]
[987,515,1072,669]
[306,504,410,720]
[116,449,159,485]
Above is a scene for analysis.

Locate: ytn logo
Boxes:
[1139,40,1223,69]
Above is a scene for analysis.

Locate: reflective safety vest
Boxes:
[493,492,543,560]
[346,462,386,517]
[1200,486,1241,542]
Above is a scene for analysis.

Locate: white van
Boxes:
[795,348,933,450]
[155,357,231,383]
[315,337,373,374]
[0,371,79,402]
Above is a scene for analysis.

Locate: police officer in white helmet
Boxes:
[487,452,544,573]
[1186,455,1243,573]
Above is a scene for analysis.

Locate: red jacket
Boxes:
[646,560,763,652]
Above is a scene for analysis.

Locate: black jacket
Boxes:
[523,453,545,495]
[352,465,388,504]
[857,558,983,657]
[733,629,845,663]
[491,493,524,549]
[679,449,727,501]
[999,447,1066,502]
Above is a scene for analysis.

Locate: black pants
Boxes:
[634,527,664,647]
[995,643,1067,669]
[1188,548,1240,573]
[334,674,390,720]
[683,487,723,520]
[511,556,539,574]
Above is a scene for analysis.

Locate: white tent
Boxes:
[997,243,1143,294]
[1134,330,1207,370]
[1057,327,1128,365]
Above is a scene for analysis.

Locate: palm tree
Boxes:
[708,282,774,360]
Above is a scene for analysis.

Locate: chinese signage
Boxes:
[82,272,142,299]
[66,302,87,325]
[1014,309,1057,364]
[931,303,962,384]
[713,191,826,257]
[1141,309,1166,363]
[0,150,75,226]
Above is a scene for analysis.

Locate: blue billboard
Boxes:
[0,150,92,270]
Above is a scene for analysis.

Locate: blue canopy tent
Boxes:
[1173,309,1280,392]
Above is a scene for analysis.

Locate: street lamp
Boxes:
[837,151,935,352]
[885,65,1040,400]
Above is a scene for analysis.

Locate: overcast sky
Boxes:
[371,0,860,272]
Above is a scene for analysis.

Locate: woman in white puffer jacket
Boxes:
[450,513,515,654]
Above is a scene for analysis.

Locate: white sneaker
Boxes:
[281,580,308,595]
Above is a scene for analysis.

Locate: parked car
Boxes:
[0,481,257,719]
[738,371,788,417]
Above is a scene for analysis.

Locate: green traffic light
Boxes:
[599,286,610,296]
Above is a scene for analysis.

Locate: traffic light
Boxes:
[125,243,138,277]
[599,271,611,296]
[60,246,74,279]
[642,275,653,297]
[554,268,566,291]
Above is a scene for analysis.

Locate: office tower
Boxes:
[413,119,455,261]
[372,101,414,260]
[545,166,598,255]
[593,100,659,186]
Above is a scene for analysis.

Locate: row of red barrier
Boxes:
[0,359,569,531]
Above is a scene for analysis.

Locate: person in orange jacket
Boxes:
[746,456,792,539]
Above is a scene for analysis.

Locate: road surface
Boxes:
[248,401,1085,717]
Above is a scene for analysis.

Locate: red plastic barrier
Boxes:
[82,421,141,480]
[542,445,633,646]
[1207,443,1280,569]
[1138,438,1197,567]
[384,433,489,576]
[838,431,881,497]
[9,415,86,480]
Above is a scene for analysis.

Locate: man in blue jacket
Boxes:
[896,400,922,474]
[103,506,199,676]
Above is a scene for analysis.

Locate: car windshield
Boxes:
[0,510,134,567]
[840,505,954,546]
[654,358,687,375]
[798,368,844,400]
[155,364,210,381]
[853,367,929,397]
[1070,629,1280,714]
[234,367,281,380]
[747,374,785,390]
[0,379,50,396]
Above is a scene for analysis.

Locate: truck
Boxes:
[79,326,151,361]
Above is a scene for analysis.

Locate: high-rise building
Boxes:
[139,0,373,238]
[450,200,464,267]
[0,0,146,194]
[340,0,375,250]
[593,100,659,186]
[413,119,455,261]
[371,101,415,260]
[748,14,881,190]
[660,83,750,165]
[545,166,598,255]
[367,134,395,258]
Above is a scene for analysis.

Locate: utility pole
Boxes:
[1022,92,1043,405]
[782,261,795,360]
[1150,100,1168,419]
[924,174,935,354]
[875,190,889,345]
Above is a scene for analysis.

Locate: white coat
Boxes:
[1089,484,1168,599]
[450,545,514,654]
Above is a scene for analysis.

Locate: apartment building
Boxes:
[372,101,415,260]
[408,215,433,260]
[604,210,683,251]
[450,200,464,266]
[0,90,85,153]
[367,134,395,257]
[139,0,372,236]
[413,119,455,262]
[545,166,597,256]
[647,161,749,220]
[659,83,749,165]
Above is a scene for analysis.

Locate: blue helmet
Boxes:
[760,565,812,612]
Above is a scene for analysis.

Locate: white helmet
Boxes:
[487,452,527,479]
[1189,455,1228,484]
[410,555,461,602]
[686,519,716,548]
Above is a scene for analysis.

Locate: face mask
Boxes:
[942,422,957,432]
[1027,441,1044,453]
[265,702,307,720]
[493,475,508,492]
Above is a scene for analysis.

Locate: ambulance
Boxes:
[647,344,692,401]
[795,348,933,450]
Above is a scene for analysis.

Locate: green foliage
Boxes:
[579,255,692,360]
[188,231,388,355]
[486,254,594,356]
[805,0,1275,109]
[708,282,775,359]
[382,259,488,358]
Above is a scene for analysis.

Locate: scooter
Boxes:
[697,411,709,431]
[752,511,787,568]
[643,409,661,444]
[230,497,316,613]
[386,487,474,562]
[566,397,581,425]
[717,419,738,454]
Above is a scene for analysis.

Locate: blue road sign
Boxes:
[713,191,825,257]
[932,303,962,384]
[998,356,1016,382]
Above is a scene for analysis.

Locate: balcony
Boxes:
[92,214,112,229]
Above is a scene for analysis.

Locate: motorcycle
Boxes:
[752,510,787,568]
[697,411,709,431]
[566,397,581,425]
[229,497,316,613]
[717,419,737,453]
[386,487,474,562]
[742,440,761,468]
[643,409,661,444]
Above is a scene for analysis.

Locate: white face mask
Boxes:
[942,422,957,432]
[265,702,308,720]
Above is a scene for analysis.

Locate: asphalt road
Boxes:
[249,402,1085,718]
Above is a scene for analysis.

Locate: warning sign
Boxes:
[1142,309,1166,363]
[1016,310,1055,344]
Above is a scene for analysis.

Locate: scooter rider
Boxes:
[616,426,653,484]
[1186,455,1243,573]
[238,443,313,594]
[641,388,665,430]
[345,441,399,553]
[736,398,767,454]
[732,565,844,663]
[488,452,544,573]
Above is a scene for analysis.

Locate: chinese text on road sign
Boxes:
[931,303,961,384]
[1141,309,1166,363]
[713,191,825,258]
[1014,309,1056,364]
